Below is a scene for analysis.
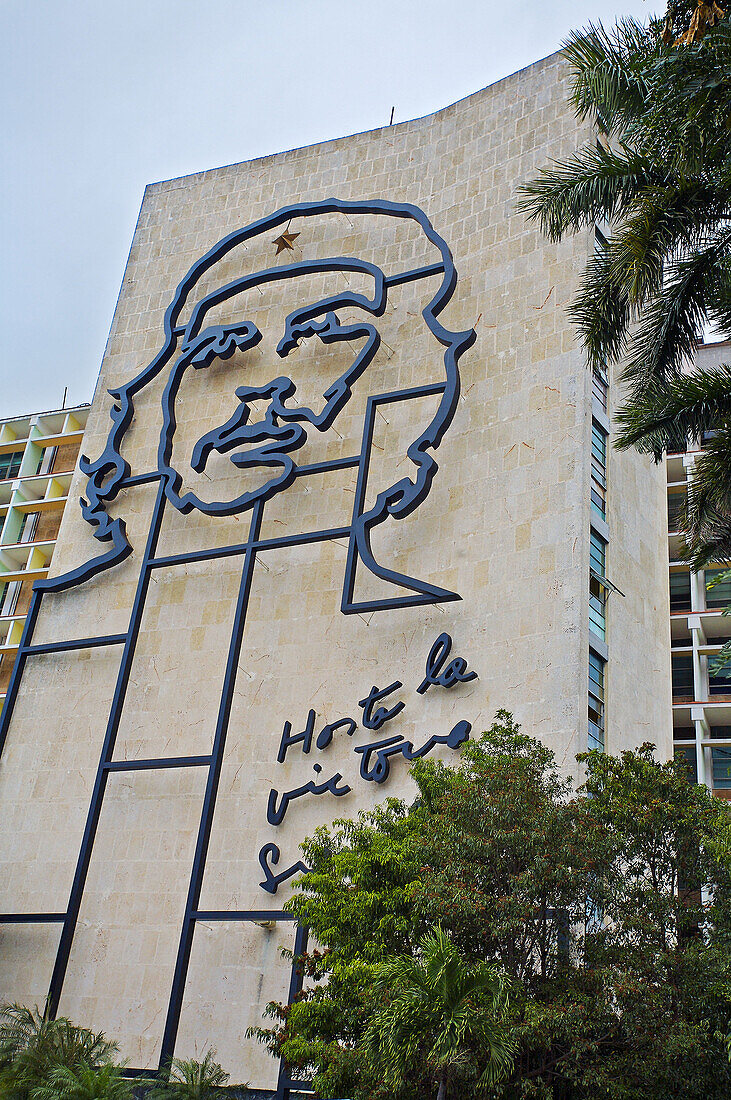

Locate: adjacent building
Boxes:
[670,340,731,800]
[0,405,89,701]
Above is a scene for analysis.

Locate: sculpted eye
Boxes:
[276,312,340,358]
[182,322,262,369]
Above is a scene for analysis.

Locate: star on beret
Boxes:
[273,230,300,255]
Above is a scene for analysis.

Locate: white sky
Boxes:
[1,0,654,418]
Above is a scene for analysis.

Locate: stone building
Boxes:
[0,53,671,1095]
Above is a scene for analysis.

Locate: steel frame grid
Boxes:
[0,380,457,1091]
[0,198,477,1096]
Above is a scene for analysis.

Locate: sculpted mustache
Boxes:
[191,380,307,472]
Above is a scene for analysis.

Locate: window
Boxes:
[708,667,731,698]
[588,650,605,751]
[0,581,18,618]
[0,451,23,481]
[668,492,685,533]
[17,512,37,544]
[705,568,731,610]
[592,368,608,412]
[589,530,607,640]
[710,725,731,739]
[590,529,606,576]
[671,653,694,701]
[712,747,731,789]
[674,725,694,740]
[591,421,607,520]
[670,571,691,612]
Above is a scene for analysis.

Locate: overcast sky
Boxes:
[1,0,654,418]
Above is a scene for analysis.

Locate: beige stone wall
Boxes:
[0,52,671,1086]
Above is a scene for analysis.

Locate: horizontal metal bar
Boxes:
[293,455,360,476]
[149,542,250,569]
[191,910,296,922]
[104,755,212,772]
[0,913,66,924]
[149,525,352,570]
[118,472,162,488]
[24,633,127,656]
[255,525,351,552]
[384,261,444,287]
[370,380,446,406]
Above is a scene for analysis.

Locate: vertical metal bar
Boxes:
[0,588,43,755]
[341,398,374,609]
[47,482,167,1016]
[159,497,264,1066]
[275,924,310,1100]
[275,1055,290,1100]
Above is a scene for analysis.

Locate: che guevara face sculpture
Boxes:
[52,200,475,606]
[162,262,390,515]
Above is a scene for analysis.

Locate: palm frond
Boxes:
[622,231,731,389]
[614,364,731,454]
[569,246,633,368]
[516,143,657,241]
[149,1051,229,1099]
[32,1061,133,1100]
[562,20,655,135]
[681,429,731,566]
[362,927,515,1093]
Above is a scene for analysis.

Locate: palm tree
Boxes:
[31,1063,133,1100]
[362,926,516,1100]
[148,1051,229,1100]
[0,1004,119,1100]
[518,9,731,568]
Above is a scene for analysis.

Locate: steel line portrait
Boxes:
[48,197,477,607]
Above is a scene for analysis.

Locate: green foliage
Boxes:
[30,1063,133,1100]
[0,1004,120,1100]
[147,1052,229,1100]
[247,798,427,1100]
[518,11,731,568]
[249,713,731,1100]
[363,926,516,1099]
[408,712,595,985]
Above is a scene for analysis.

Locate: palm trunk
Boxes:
[436,1069,447,1100]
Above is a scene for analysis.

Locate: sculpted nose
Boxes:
[190,377,300,473]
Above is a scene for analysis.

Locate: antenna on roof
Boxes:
[389,106,395,125]
[62,386,67,410]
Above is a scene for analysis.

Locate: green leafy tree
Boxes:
[571,745,731,1098]
[408,713,595,984]
[518,11,731,568]
[247,799,427,1100]
[362,926,516,1100]
[148,1052,229,1100]
[249,714,731,1099]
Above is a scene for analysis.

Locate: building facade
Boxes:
[670,340,731,800]
[0,54,671,1093]
[0,405,89,701]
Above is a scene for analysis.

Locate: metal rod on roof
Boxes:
[389,106,395,125]
[62,386,67,410]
